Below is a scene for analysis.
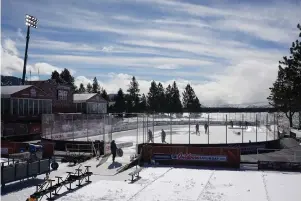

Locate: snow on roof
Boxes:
[1,85,32,98]
[73,93,98,103]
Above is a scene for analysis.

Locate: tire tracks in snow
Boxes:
[127,167,173,201]
[196,170,215,201]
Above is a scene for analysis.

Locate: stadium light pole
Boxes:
[22,14,38,85]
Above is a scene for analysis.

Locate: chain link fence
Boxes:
[42,112,280,150]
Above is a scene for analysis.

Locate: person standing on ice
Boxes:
[204,123,209,134]
[110,140,117,163]
[245,121,249,129]
[161,129,166,143]
[230,120,233,128]
[196,123,200,135]
[148,129,154,143]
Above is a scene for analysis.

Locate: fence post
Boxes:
[142,115,145,143]
[103,115,106,142]
[170,113,172,144]
[242,114,244,143]
[266,114,268,141]
[136,114,139,154]
[274,113,276,140]
[84,115,87,141]
[153,113,155,138]
[51,116,53,140]
[72,114,74,141]
[207,114,209,144]
[189,113,191,144]
[226,114,228,144]
[255,114,257,142]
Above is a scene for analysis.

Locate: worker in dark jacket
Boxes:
[110,140,117,162]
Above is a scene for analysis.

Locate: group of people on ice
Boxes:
[147,129,167,143]
[195,123,209,135]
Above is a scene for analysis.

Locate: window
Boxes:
[24,99,28,115]
[58,90,68,100]
[42,100,47,113]
[12,99,18,115]
[19,99,24,115]
[1,99,3,114]
[46,100,52,113]
[39,100,43,114]
[34,100,38,115]
[82,103,86,113]
[28,99,33,115]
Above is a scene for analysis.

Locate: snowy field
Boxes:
[3,163,301,201]
[75,124,278,145]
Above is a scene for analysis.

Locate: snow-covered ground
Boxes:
[3,164,301,201]
[2,124,299,201]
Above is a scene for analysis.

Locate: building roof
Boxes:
[73,93,107,103]
[1,85,32,98]
[73,93,97,102]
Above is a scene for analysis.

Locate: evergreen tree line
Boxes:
[76,76,201,113]
[268,23,301,127]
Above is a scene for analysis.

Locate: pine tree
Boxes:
[139,94,147,112]
[157,82,166,113]
[165,84,173,113]
[268,24,301,127]
[127,76,140,112]
[86,83,92,93]
[51,70,61,83]
[171,81,182,113]
[92,77,100,93]
[60,68,76,91]
[182,84,201,112]
[78,83,86,93]
[114,88,126,114]
[147,81,158,112]
[101,89,109,101]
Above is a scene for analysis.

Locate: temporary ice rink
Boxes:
[46,112,280,145]
[2,113,301,201]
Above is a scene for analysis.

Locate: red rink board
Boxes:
[142,145,241,168]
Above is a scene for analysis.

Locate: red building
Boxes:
[1,85,52,141]
[26,79,75,113]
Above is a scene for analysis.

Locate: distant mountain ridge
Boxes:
[1,75,22,86]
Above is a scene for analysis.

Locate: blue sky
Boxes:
[1,0,301,105]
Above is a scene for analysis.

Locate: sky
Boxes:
[1,0,301,106]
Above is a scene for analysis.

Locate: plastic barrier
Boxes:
[138,139,280,155]
[1,159,51,187]
[141,145,240,168]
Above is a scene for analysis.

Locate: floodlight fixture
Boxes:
[25,14,38,28]
[22,14,38,85]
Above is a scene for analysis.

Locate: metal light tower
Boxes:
[21,14,38,85]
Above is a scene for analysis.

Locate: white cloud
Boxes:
[17,28,24,39]
[2,0,300,105]
[1,38,63,76]
[3,39,19,55]
[156,64,179,70]
[31,54,214,68]
[75,76,93,87]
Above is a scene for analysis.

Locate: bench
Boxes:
[128,167,143,182]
